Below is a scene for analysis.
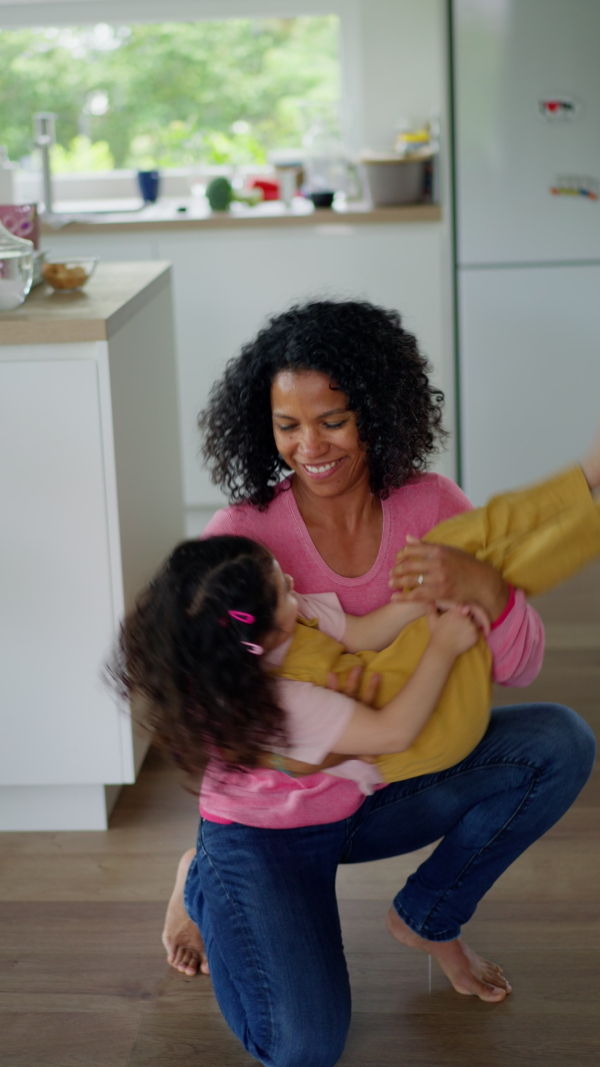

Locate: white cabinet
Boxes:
[0,263,184,829]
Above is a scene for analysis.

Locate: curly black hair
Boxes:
[200,299,447,508]
[105,536,286,778]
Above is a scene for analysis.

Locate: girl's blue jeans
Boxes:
[184,704,595,1067]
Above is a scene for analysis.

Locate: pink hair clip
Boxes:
[224,610,262,653]
[241,641,264,655]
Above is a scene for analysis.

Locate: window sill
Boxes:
[40,197,441,234]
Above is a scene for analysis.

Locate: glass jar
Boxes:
[303,121,341,196]
[0,219,34,311]
[302,122,362,205]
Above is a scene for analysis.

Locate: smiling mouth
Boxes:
[305,461,336,472]
[301,458,343,477]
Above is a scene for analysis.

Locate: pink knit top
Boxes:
[199,473,545,828]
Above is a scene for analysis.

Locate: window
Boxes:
[1,18,341,175]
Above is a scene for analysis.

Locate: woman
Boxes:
[162,300,595,1067]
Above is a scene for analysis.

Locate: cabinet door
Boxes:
[458,264,600,504]
[0,359,124,784]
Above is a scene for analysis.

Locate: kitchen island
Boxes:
[0,262,184,829]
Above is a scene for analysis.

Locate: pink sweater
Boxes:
[199,473,545,828]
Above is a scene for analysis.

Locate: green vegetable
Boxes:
[206,176,263,212]
[236,188,263,207]
[206,176,233,211]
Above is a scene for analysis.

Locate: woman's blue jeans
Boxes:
[184,704,595,1067]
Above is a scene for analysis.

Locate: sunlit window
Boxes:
[1,18,341,174]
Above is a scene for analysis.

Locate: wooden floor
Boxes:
[2,564,600,1067]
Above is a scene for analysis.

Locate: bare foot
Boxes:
[162,849,209,976]
[387,906,511,1002]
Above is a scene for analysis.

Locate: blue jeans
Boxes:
[184,704,595,1067]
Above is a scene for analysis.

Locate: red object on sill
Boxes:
[247,178,280,201]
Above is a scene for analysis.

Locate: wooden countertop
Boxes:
[0,261,171,345]
[41,199,441,235]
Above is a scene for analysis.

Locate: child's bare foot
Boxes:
[162,849,209,976]
[580,425,600,491]
[387,906,511,1002]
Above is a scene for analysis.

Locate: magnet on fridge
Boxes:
[538,95,582,122]
[549,175,598,201]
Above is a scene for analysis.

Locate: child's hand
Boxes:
[435,599,491,636]
[427,603,480,656]
[326,667,381,707]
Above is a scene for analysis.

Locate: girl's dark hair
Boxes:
[106,536,284,778]
[200,298,447,508]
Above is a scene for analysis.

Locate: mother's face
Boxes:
[270,370,369,498]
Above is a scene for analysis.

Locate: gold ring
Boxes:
[417,573,425,586]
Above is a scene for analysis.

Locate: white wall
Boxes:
[359,0,444,151]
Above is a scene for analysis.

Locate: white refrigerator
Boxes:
[450,0,600,504]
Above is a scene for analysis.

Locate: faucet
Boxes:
[33,113,56,215]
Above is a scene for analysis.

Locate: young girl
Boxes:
[109,450,600,806]
[110,532,479,803]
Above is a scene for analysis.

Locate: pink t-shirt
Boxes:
[199,473,545,828]
[266,592,384,796]
[200,592,383,824]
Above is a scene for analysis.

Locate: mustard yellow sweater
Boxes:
[274,466,600,782]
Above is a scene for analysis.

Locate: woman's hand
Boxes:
[390,536,509,622]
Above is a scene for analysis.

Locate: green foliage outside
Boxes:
[50,136,115,173]
[0,18,340,172]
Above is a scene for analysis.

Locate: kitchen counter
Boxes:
[41,197,441,235]
[0,260,171,344]
[0,260,184,829]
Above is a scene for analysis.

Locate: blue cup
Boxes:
[137,170,160,203]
